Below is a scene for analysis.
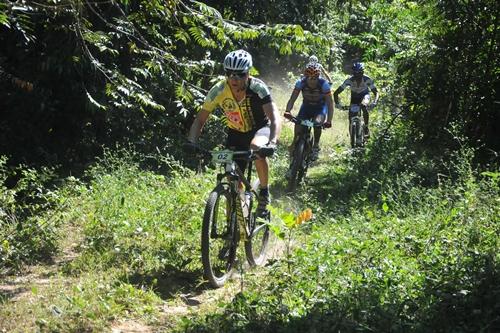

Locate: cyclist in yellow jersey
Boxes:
[187,50,281,217]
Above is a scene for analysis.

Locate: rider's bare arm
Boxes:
[188,108,211,143]
[333,86,344,104]
[285,89,300,113]
[325,94,334,123]
[263,101,281,144]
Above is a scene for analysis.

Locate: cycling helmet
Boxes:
[223,50,252,72]
[304,63,320,78]
[352,62,364,73]
[308,55,318,64]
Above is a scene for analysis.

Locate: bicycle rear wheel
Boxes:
[201,184,238,288]
[287,139,305,192]
[245,205,270,267]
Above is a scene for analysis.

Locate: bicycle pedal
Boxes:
[256,210,270,220]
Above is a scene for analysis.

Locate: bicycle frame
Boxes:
[287,117,322,191]
[292,118,322,162]
[210,150,260,239]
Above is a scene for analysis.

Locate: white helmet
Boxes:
[223,50,253,72]
[308,55,318,64]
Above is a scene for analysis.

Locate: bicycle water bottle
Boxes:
[240,190,252,218]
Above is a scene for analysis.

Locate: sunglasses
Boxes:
[225,71,247,79]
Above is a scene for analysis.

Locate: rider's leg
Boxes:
[313,113,326,148]
[311,107,326,161]
[361,94,370,136]
[250,126,271,215]
[363,108,369,134]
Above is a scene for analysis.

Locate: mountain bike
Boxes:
[342,104,366,148]
[286,116,323,192]
[188,144,272,288]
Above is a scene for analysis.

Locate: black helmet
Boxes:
[352,62,364,73]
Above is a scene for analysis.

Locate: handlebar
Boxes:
[337,103,376,112]
[287,116,324,128]
[183,142,275,160]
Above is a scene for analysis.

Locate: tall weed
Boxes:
[68,149,213,279]
[0,156,69,272]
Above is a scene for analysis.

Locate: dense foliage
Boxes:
[0,0,328,170]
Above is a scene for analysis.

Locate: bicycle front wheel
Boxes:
[350,121,357,148]
[201,184,238,288]
[245,209,270,267]
[287,139,305,192]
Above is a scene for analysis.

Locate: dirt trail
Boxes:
[109,235,287,332]
[0,228,286,333]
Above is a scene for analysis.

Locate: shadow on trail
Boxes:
[121,268,211,300]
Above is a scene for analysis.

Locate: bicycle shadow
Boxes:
[121,268,213,301]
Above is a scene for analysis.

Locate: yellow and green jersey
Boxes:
[202,77,272,133]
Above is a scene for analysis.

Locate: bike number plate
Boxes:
[300,119,315,127]
[211,151,233,164]
[350,105,361,113]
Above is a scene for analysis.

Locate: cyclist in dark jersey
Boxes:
[187,50,281,217]
[333,62,379,137]
[284,63,334,163]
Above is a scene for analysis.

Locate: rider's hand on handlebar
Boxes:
[323,121,332,129]
[335,103,342,110]
[183,141,198,153]
[259,142,276,157]
[284,111,293,120]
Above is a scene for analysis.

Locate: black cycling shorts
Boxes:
[226,125,270,172]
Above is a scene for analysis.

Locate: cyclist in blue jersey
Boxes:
[187,50,281,217]
[284,63,334,163]
[333,62,379,137]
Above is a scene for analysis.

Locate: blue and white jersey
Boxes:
[293,77,331,106]
[340,75,377,102]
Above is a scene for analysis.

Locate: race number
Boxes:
[211,150,234,164]
[300,119,315,127]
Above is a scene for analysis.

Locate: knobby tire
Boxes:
[287,139,305,192]
[350,121,357,148]
[201,184,237,288]
[244,206,270,267]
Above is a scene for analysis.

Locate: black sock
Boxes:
[259,187,269,197]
